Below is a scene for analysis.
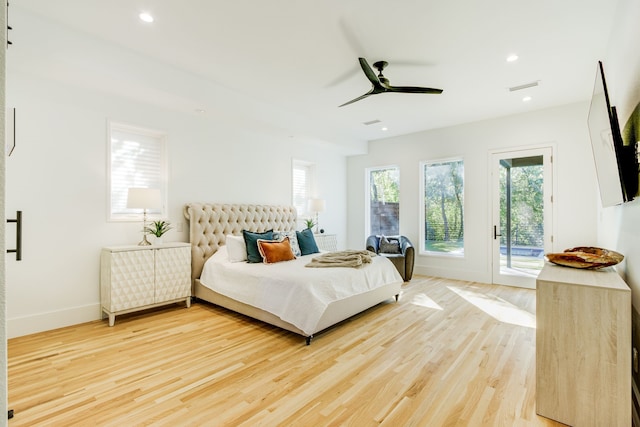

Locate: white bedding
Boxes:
[199,246,403,335]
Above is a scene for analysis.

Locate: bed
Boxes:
[183,203,403,344]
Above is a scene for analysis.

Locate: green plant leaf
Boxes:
[146,220,172,237]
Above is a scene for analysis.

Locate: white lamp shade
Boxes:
[308,198,325,213]
[126,188,162,210]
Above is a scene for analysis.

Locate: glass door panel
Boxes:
[491,147,552,288]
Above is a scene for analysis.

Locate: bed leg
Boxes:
[395,294,399,302]
[306,335,313,345]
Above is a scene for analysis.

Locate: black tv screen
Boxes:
[587,61,635,206]
[612,106,638,200]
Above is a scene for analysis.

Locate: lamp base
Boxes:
[138,235,152,246]
[138,210,152,246]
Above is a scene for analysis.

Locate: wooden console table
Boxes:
[536,263,630,426]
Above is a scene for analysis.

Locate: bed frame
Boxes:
[183,203,402,344]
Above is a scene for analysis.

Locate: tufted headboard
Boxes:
[183,203,298,286]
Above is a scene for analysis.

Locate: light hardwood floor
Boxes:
[8,276,562,426]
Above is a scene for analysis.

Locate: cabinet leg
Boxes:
[186,297,191,308]
[108,313,115,327]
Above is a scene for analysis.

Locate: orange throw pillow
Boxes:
[257,237,296,264]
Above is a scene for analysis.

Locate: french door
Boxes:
[491,147,553,288]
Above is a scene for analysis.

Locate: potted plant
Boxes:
[304,218,316,230]
[145,220,172,244]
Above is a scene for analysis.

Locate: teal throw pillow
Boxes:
[243,229,274,263]
[297,228,319,255]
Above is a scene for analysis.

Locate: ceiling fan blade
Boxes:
[338,58,443,106]
[358,58,380,86]
[385,85,443,94]
[338,91,373,107]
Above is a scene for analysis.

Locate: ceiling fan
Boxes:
[339,57,443,107]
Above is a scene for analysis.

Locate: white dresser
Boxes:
[314,233,337,251]
[536,263,630,426]
[101,242,191,326]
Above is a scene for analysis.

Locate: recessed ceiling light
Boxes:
[381,127,388,131]
[522,96,532,102]
[506,54,519,62]
[139,12,154,23]
[195,108,206,114]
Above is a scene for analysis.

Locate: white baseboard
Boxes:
[8,303,101,339]
[414,265,491,284]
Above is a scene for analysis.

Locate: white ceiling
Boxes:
[11,0,620,149]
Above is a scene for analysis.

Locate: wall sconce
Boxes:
[308,198,325,233]
[127,188,161,245]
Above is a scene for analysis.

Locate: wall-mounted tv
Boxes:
[587,61,637,207]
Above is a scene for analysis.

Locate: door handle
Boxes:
[7,210,22,260]
[493,225,501,240]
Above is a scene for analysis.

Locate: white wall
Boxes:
[600,0,640,308]
[347,102,598,283]
[5,13,349,338]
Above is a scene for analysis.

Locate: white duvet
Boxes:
[199,246,403,335]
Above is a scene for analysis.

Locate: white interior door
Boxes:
[491,147,553,288]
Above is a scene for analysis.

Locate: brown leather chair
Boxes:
[366,235,415,281]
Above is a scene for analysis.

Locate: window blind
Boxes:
[109,122,167,220]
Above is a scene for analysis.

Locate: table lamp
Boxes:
[308,198,325,233]
[127,188,162,245]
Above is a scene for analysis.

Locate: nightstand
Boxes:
[100,242,191,326]
[314,233,337,251]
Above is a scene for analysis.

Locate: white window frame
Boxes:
[365,165,400,237]
[107,121,168,221]
[419,157,465,257]
[292,158,316,219]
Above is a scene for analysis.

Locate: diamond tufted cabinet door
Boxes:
[154,245,191,304]
[101,247,155,326]
[101,243,191,326]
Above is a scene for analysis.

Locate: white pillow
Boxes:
[226,234,248,262]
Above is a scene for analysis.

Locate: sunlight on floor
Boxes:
[410,293,443,310]
[447,286,536,328]
[500,265,540,278]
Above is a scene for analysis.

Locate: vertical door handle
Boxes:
[7,210,22,260]
[493,225,501,240]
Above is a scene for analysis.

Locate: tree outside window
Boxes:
[421,159,464,255]
[367,166,399,236]
[499,160,544,249]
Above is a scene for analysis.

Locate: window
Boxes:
[366,166,399,236]
[292,159,316,217]
[108,121,167,221]
[420,158,464,255]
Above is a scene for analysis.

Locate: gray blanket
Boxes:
[305,250,376,269]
